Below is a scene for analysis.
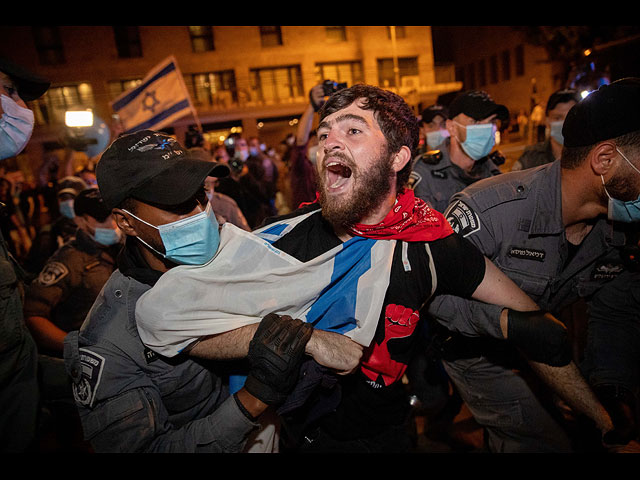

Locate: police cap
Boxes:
[448,90,509,122]
[96,130,229,210]
[73,188,112,222]
[0,57,50,101]
[562,78,640,148]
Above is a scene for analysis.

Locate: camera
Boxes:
[322,80,347,97]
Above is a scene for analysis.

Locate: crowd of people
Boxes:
[1,56,639,454]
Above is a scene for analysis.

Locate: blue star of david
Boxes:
[156,138,172,150]
[142,90,160,113]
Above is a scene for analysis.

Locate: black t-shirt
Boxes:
[266,204,486,439]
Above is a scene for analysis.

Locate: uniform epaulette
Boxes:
[487,150,506,166]
[418,150,443,165]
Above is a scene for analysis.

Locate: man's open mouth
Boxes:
[325,160,352,189]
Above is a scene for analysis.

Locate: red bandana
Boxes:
[299,189,453,242]
[346,188,453,242]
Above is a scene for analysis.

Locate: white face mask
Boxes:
[0,94,34,160]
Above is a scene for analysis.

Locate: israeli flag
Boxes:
[110,56,193,134]
[135,210,395,358]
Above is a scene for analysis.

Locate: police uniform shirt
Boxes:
[409,138,502,213]
[62,240,264,452]
[512,139,556,171]
[24,228,118,334]
[429,159,630,338]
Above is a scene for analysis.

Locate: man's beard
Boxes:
[318,147,395,226]
[605,164,640,203]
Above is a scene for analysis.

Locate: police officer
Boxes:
[429,78,640,452]
[62,130,360,453]
[0,57,49,452]
[23,175,87,277]
[512,88,582,171]
[410,91,508,213]
[416,104,449,156]
[24,188,120,356]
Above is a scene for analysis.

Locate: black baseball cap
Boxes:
[74,188,112,222]
[96,130,229,210]
[562,78,640,148]
[57,176,88,198]
[420,105,448,124]
[448,90,509,122]
[546,88,581,114]
[0,57,50,101]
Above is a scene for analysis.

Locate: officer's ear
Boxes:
[112,208,139,237]
[589,140,618,176]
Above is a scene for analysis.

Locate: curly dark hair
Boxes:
[318,84,419,190]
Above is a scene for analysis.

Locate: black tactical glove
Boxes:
[507,310,572,367]
[245,312,313,405]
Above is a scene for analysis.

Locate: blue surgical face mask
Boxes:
[549,120,564,145]
[124,202,220,265]
[426,129,449,150]
[601,147,640,223]
[455,122,496,160]
[59,199,75,219]
[0,94,34,160]
[93,227,122,246]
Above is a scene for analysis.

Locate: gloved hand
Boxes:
[507,310,572,366]
[244,312,313,405]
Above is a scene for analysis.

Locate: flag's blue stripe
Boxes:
[112,61,177,111]
[258,223,289,243]
[306,236,376,334]
[124,99,190,133]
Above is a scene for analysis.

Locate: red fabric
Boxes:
[300,189,453,242]
[346,188,453,242]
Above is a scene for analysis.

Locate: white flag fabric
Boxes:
[110,56,193,134]
[135,210,395,358]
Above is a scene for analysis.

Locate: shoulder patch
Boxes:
[591,261,625,281]
[445,199,481,238]
[419,150,443,165]
[37,261,69,286]
[407,171,421,190]
[71,348,106,408]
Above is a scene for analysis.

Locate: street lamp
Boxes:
[65,109,94,128]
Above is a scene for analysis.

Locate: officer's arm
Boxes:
[23,260,73,354]
[24,315,67,353]
[72,382,258,453]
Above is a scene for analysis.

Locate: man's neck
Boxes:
[550,138,563,160]
[560,166,608,228]
[331,188,398,242]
